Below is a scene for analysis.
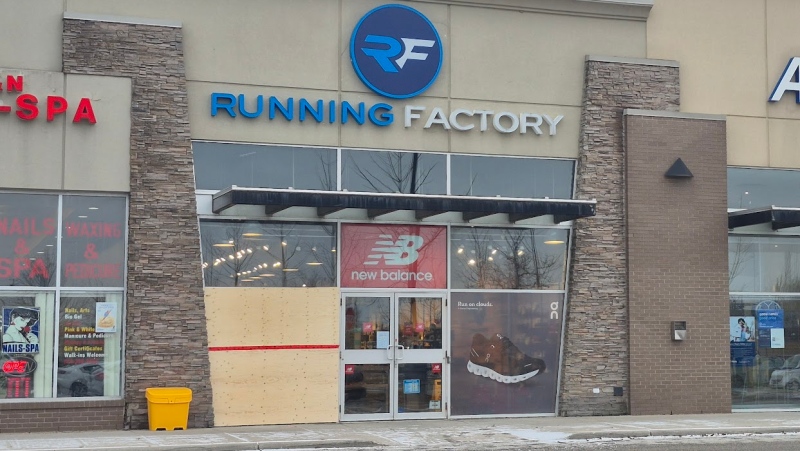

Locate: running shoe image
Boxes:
[468,333,546,384]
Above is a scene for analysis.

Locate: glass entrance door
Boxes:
[341,293,446,420]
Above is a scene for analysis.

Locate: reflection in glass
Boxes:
[343,364,390,414]
[729,236,800,293]
[0,194,127,401]
[342,149,446,195]
[193,142,336,191]
[0,193,58,287]
[728,168,800,209]
[200,221,336,287]
[0,292,56,398]
[451,155,574,199]
[397,363,443,413]
[344,297,390,350]
[397,297,442,350]
[730,296,800,409]
[61,196,127,288]
[451,227,569,289]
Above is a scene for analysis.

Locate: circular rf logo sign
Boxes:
[350,4,443,99]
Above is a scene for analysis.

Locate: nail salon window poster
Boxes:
[2,307,40,354]
[95,302,117,333]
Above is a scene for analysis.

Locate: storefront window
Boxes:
[450,227,569,290]
[342,149,446,195]
[0,193,58,287]
[728,168,800,409]
[728,168,800,209]
[730,295,800,409]
[451,155,574,199]
[61,196,127,288]
[729,236,800,293]
[0,193,126,400]
[57,293,122,398]
[200,221,336,287]
[193,142,579,203]
[193,142,337,191]
[0,292,55,398]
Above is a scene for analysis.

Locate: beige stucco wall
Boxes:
[0,69,64,190]
[64,75,131,192]
[647,0,800,169]
[0,69,131,192]
[0,1,132,193]
[67,0,648,159]
[205,287,339,426]
[0,0,63,72]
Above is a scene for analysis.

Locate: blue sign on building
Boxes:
[757,309,784,348]
[350,4,443,99]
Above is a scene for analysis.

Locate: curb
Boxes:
[568,426,800,441]
[42,441,382,451]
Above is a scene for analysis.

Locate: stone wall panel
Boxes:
[560,58,680,416]
[63,19,213,429]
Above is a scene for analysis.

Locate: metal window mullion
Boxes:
[51,194,64,398]
[446,154,451,196]
[337,148,342,192]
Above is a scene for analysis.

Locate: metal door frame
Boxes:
[340,291,447,421]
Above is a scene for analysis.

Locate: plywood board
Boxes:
[204,287,340,425]
[205,287,339,347]
[209,349,338,426]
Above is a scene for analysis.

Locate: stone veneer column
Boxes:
[63,17,213,428]
[560,57,679,416]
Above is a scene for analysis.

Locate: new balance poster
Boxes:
[340,224,447,289]
[450,292,562,415]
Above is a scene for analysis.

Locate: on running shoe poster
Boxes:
[450,292,563,415]
[340,224,447,289]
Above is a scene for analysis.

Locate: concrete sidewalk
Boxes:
[2,412,800,450]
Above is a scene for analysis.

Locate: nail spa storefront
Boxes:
[4,0,800,432]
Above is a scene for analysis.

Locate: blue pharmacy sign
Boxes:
[350,4,443,99]
[757,309,784,348]
[730,342,756,366]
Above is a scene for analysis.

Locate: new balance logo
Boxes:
[364,234,424,266]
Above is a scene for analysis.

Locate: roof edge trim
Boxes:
[430,0,652,21]
[624,109,726,122]
[587,55,679,68]
[64,12,182,28]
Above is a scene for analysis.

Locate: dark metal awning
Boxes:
[212,186,597,224]
[728,206,800,230]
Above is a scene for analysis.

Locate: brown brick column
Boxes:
[625,111,730,414]
[560,57,680,416]
[63,18,213,428]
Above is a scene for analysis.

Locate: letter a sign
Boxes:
[770,57,800,103]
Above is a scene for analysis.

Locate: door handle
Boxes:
[387,344,394,360]
[396,344,405,360]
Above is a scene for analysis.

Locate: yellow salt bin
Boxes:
[145,387,192,431]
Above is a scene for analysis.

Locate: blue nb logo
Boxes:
[351,5,443,99]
